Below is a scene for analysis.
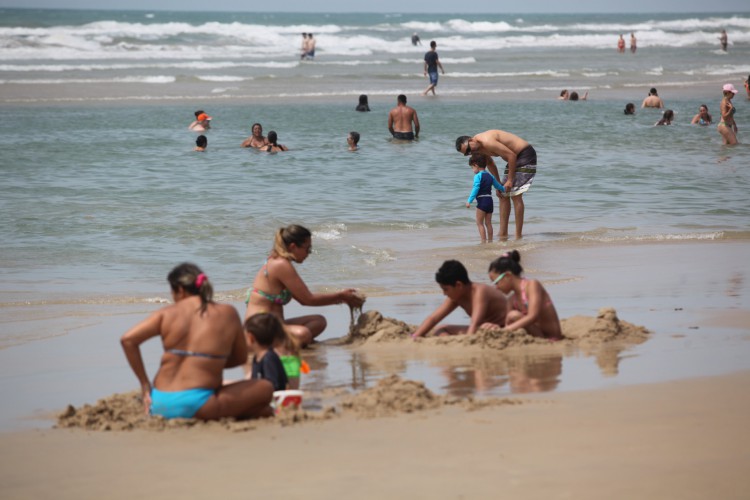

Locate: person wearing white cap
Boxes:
[718,83,739,145]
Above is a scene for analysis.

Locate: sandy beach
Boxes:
[1,239,750,498]
[2,8,749,498]
[1,370,748,499]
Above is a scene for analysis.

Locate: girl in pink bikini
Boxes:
[488,250,563,339]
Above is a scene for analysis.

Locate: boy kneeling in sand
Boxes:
[411,260,507,338]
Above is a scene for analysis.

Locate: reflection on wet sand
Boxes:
[300,307,649,399]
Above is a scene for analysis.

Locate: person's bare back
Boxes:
[472,130,529,161]
[388,94,420,139]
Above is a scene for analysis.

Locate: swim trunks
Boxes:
[476,195,493,213]
[501,145,537,197]
[428,71,438,85]
[468,171,503,213]
[150,387,215,419]
[392,131,415,140]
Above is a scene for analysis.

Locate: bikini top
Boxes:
[166,348,228,360]
[247,259,293,306]
[510,279,553,312]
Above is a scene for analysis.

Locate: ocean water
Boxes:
[0,8,749,342]
[1,9,749,101]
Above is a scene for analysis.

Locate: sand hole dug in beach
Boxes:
[56,375,520,432]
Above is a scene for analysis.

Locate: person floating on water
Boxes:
[347,131,360,151]
[189,111,211,132]
[241,123,269,149]
[410,260,508,338]
[194,135,207,152]
[691,105,712,126]
[388,94,419,141]
[456,130,538,240]
[355,94,370,112]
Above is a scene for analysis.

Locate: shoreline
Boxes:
[2,79,745,107]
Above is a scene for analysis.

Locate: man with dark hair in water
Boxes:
[387,94,419,141]
[455,130,537,240]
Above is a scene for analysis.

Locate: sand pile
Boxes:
[348,310,415,342]
[347,307,649,350]
[341,374,444,417]
[561,307,650,346]
[56,392,336,432]
[57,375,520,431]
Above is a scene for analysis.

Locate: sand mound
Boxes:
[341,374,444,417]
[56,392,336,432]
[57,375,520,431]
[346,307,649,350]
[561,307,650,345]
[348,310,415,342]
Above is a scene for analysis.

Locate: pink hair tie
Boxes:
[195,273,207,288]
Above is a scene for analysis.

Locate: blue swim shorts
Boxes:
[476,196,494,214]
[150,387,215,419]
[428,71,438,85]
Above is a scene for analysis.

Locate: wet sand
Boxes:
[2,371,748,499]
[0,239,748,497]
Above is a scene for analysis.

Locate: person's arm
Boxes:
[480,140,517,193]
[411,299,458,338]
[506,280,545,331]
[388,111,395,135]
[467,286,491,335]
[120,311,163,413]
[658,98,664,109]
[488,172,506,193]
[413,110,420,138]
[423,59,428,76]
[467,172,481,205]
[240,137,252,148]
[437,59,445,74]
[641,98,648,108]
[277,259,362,308]
[224,307,249,369]
[484,157,504,196]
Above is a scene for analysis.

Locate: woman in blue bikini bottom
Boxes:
[121,263,274,420]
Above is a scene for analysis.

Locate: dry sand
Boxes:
[2,370,748,499]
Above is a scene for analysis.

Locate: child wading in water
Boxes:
[487,250,563,340]
[466,153,505,242]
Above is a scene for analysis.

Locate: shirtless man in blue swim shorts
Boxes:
[456,130,538,240]
[388,94,419,141]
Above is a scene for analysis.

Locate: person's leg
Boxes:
[484,211,494,241]
[196,379,274,420]
[475,209,487,241]
[285,314,327,345]
[512,194,525,239]
[499,195,511,239]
